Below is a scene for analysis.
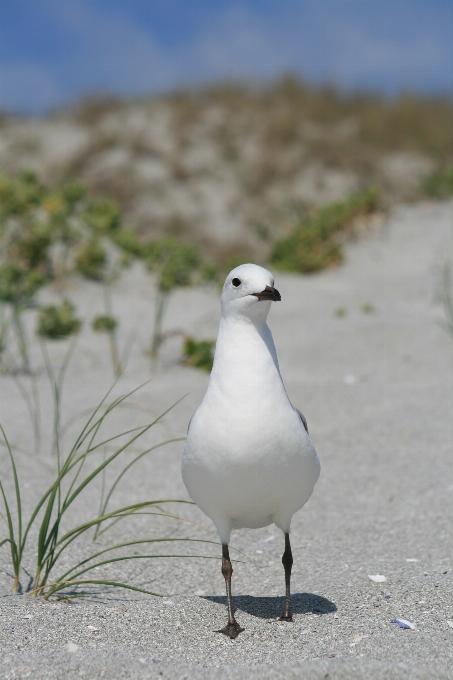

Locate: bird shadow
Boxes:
[204,593,336,619]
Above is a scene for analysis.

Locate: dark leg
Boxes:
[217,544,244,639]
[278,532,293,621]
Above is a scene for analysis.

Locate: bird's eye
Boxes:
[232,278,241,287]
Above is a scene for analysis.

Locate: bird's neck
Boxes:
[207,315,283,399]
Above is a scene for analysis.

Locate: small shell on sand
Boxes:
[368,574,387,582]
[391,619,416,630]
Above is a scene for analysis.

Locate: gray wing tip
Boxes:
[295,408,308,434]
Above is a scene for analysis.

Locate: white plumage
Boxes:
[182,263,320,636]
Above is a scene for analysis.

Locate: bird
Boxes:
[182,263,320,638]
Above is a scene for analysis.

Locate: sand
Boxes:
[0,199,452,679]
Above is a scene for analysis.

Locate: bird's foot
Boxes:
[216,621,244,639]
[278,614,293,622]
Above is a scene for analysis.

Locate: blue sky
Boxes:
[0,0,452,114]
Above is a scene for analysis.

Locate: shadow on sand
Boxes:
[204,593,336,619]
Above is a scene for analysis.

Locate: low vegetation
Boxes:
[270,187,379,273]
[0,381,217,598]
[1,78,452,268]
[421,164,453,198]
[0,171,134,372]
[183,337,215,372]
[37,301,81,339]
[0,170,214,371]
[143,237,202,359]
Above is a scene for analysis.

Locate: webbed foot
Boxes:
[216,621,244,639]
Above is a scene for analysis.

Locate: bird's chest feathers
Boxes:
[195,320,295,447]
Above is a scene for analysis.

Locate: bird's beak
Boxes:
[252,285,281,301]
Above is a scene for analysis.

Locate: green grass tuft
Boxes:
[361,302,375,314]
[92,314,118,333]
[143,237,200,292]
[270,188,379,274]
[75,238,107,280]
[0,263,47,305]
[0,381,218,599]
[37,301,81,339]
[421,164,453,198]
[183,337,215,372]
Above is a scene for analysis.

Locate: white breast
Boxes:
[182,315,320,544]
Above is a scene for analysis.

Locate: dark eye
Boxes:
[232,278,241,287]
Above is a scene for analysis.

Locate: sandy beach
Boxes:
[1,198,452,679]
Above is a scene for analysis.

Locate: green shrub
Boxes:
[183,337,215,372]
[82,196,121,233]
[0,170,143,372]
[143,238,202,359]
[421,165,453,198]
[112,227,142,256]
[144,237,200,292]
[0,170,45,220]
[92,314,118,333]
[361,302,375,314]
[13,222,54,270]
[0,172,54,277]
[75,237,107,280]
[92,314,124,376]
[223,253,251,274]
[270,187,379,273]
[200,260,220,284]
[61,180,87,205]
[0,263,46,305]
[37,301,81,339]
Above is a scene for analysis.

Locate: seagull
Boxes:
[182,263,320,638]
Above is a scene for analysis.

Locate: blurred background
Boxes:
[0,0,452,370]
[1,0,453,250]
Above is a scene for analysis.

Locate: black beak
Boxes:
[252,285,281,302]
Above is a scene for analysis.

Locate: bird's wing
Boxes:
[295,408,308,433]
[187,414,194,434]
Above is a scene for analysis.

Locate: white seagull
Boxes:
[182,264,320,638]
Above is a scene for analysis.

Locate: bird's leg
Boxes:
[217,543,244,639]
[278,532,294,621]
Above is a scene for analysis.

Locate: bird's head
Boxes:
[221,263,281,322]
